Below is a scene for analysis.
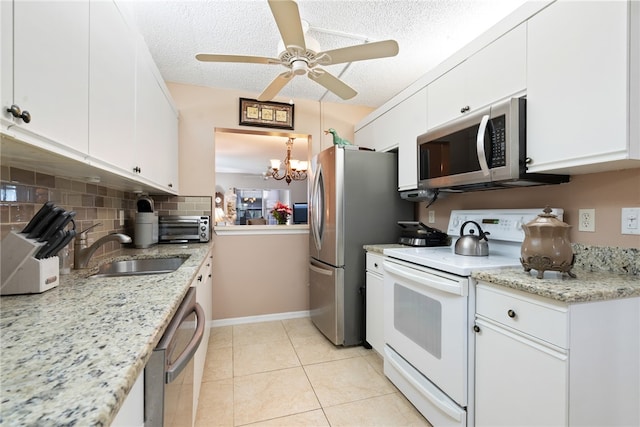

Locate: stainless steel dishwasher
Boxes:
[145,287,205,427]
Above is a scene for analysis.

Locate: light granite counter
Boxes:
[473,267,640,303]
[363,243,407,255]
[473,245,639,303]
[0,242,213,426]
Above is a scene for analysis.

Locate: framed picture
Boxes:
[239,98,294,130]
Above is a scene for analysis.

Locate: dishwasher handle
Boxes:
[165,302,205,383]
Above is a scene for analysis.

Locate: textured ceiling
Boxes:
[122,0,526,176]
[125,0,526,108]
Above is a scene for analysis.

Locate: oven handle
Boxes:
[383,261,466,296]
[476,114,491,177]
[165,302,205,384]
[386,348,464,422]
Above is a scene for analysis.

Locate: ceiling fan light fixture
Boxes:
[291,60,307,75]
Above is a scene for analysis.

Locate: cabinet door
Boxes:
[426,63,466,129]
[193,252,212,426]
[354,120,379,151]
[526,1,630,173]
[465,24,526,115]
[135,40,179,192]
[88,1,136,172]
[397,87,427,191]
[365,267,384,354]
[11,0,89,154]
[475,318,568,427]
[427,24,526,131]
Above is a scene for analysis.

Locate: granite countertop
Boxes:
[364,243,407,254]
[0,242,213,426]
[472,267,640,303]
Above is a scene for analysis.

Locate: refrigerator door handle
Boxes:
[309,262,333,276]
[310,164,325,251]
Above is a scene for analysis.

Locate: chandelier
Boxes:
[269,137,308,184]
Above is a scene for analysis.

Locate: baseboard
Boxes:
[210,310,310,327]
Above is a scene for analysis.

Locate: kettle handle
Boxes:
[459,220,490,241]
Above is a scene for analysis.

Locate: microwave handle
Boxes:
[476,114,491,177]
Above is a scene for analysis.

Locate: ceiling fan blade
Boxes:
[257,71,294,101]
[268,0,306,51]
[316,40,399,66]
[308,69,357,100]
[196,53,281,65]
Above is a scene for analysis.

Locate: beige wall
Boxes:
[168,82,373,199]
[168,82,374,320]
[212,233,309,319]
[418,168,640,248]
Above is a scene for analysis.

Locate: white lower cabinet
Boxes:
[475,282,640,427]
[365,252,385,354]
[192,250,213,426]
[475,317,568,426]
[112,370,144,427]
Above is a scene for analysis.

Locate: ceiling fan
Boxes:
[195,0,399,102]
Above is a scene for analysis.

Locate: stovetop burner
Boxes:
[397,221,450,247]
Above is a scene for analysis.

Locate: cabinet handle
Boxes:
[168,183,173,188]
[460,105,470,113]
[208,274,212,278]
[197,274,203,282]
[374,263,378,268]
[507,309,516,318]
[6,104,31,123]
[133,166,141,174]
[473,325,481,333]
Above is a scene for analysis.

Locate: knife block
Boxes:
[1,231,60,295]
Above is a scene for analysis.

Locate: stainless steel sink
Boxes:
[91,257,187,278]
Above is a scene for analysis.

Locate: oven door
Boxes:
[383,258,469,406]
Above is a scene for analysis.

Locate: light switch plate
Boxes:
[621,207,640,235]
[428,210,435,223]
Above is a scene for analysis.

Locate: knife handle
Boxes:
[27,207,64,240]
[34,230,65,259]
[21,202,54,234]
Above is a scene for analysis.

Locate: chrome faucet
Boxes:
[74,223,132,269]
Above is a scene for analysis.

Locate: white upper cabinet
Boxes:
[427,24,526,130]
[354,87,427,190]
[526,0,639,174]
[88,1,136,173]
[3,1,89,155]
[135,39,179,193]
[0,0,179,194]
[396,88,427,190]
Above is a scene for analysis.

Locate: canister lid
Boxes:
[137,194,154,212]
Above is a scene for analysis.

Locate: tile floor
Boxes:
[195,317,432,426]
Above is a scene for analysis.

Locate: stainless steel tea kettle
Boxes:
[455,221,490,256]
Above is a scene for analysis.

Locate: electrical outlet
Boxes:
[428,210,435,224]
[621,207,640,235]
[578,209,595,232]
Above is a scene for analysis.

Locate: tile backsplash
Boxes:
[1,165,211,265]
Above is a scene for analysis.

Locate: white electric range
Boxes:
[382,208,562,427]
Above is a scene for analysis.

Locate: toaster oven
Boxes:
[159,215,210,243]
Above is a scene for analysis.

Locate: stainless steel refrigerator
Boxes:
[308,146,413,346]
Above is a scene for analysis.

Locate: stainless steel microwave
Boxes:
[417,97,569,192]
